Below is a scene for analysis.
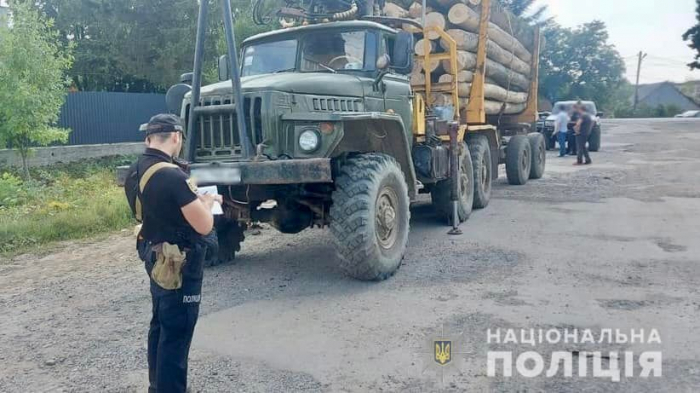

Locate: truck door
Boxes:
[380,33,413,134]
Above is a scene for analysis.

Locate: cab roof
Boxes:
[243,20,397,46]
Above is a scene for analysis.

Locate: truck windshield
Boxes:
[241,39,297,77]
[241,31,368,76]
[300,31,366,71]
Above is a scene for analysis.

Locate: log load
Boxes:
[439,29,531,75]
[439,50,529,91]
[447,4,532,63]
[432,95,525,115]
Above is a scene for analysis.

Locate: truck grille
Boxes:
[311,97,363,112]
[186,95,263,160]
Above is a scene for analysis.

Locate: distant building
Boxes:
[634,82,700,112]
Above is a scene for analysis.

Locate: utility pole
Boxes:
[633,51,647,112]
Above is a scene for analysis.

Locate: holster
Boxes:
[150,242,187,290]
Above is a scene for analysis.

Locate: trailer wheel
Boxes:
[432,142,474,223]
[466,134,491,209]
[528,132,546,179]
[589,126,601,152]
[212,220,245,266]
[330,153,410,281]
[506,135,532,185]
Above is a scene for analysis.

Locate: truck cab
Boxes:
[182,21,414,164]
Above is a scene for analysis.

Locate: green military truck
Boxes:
[122,0,544,281]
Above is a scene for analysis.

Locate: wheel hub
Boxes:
[376,187,399,249]
[481,156,490,189]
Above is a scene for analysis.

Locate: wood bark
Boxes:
[383,2,409,18]
[408,2,433,18]
[485,60,530,91]
[438,70,474,83]
[414,39,436,56]
[447,4,532,63]
[424,12,446,40]
[439,29,531,75]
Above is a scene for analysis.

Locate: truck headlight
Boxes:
[298,129,320,152]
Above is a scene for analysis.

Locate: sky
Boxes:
[538,0,699,84]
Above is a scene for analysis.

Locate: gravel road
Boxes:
[1,119,699,392]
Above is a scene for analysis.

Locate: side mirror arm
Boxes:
[373,70,389,92]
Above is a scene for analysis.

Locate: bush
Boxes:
[0,156,136,254]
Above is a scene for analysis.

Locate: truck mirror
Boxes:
[179,72,193,85]
[391,31,414,75]
[218,55,229,81]
[597,112,605,118]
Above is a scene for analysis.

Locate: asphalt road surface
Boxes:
[1,118,699,392]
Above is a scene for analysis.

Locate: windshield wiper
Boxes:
[274,67,296,73]
[304,58,336,73]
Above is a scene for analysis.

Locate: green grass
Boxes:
[0,156,137,255]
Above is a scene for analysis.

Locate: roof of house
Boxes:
[635,81,700,107]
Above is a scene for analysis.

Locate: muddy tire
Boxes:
[506,135,532,185]
[431,142,474,223]
[466,135,492,209]
[212,220,245,266]
[589,126,601,152]
[330,153,410,281]
[528,132,546,180]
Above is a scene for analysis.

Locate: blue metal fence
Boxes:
[58,92,167,145]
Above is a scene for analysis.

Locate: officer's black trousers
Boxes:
[143,242,205,393]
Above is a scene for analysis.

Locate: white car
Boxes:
[674,110,700,118]
[543,101,603,152]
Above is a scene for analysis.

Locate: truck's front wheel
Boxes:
[330,153,410,281]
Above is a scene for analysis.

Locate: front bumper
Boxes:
[116,158,333,187]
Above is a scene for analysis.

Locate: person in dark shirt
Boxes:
[127,114,221,393]
[567,105,580,155]
[574,104,593,165]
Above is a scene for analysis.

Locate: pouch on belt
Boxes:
[151,242,187,290]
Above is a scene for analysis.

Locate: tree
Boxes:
[683,0,700,69]
[498,0,552,26]
[538,21,626,111]
[0,2,73,179]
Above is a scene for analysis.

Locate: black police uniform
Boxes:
[135,146,206,393]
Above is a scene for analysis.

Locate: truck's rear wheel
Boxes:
[212,220,245,266]
[589,126,601,152]
[467,135,492,209]
[431,142,474,223]
[528,132,546,179]
[330,153,410,281]
[506,135,532,185]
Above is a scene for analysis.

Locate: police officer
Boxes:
[127,114,221,393]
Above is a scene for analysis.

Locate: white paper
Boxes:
[197,186,223,215]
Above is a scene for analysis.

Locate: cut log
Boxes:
[438,70,474,83]
[484,100,526,115]
[448,3,480,31]
[424,12,446,40]
[441,50,477,73]
[408,2,433,18]
[449,82,528,103]
[415,58,441,73]
[486,60,530,91]
[447,4,532,63]
[383,2,409,18]
[439,29,531,75]
[489,23,532,63]
[410,72,426,86]
[414,39,436,56]
[429,93,454,107]
[440,29,479,52]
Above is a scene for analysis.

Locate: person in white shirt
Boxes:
[552,105,570,157]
